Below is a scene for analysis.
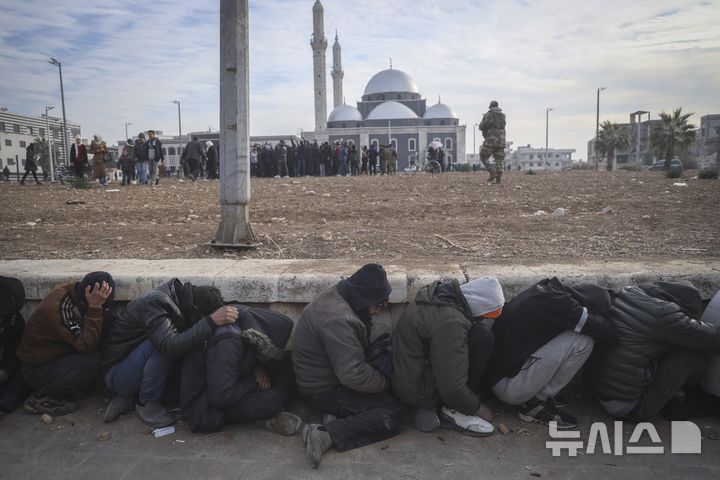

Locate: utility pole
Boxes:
[213,0,255,247]
[545,107,553,170]
[473,122,478,160]
[48,57,69,165]
[171,100,182,143]
[45,106,55,182]
[125,121,133,140]
[595,87,606,170]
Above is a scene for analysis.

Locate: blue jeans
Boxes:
[137,161,149,184]
[104,339,172,404]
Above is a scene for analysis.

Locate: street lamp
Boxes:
[44,106,55,182]
[171,100,182,144]
[545,108,553,170]
[48,57,69,165]
[124,122,133,140]
[595,87,606,170]
[473,122,479,161]
[630,110,649,166]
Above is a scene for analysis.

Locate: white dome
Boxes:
[424,102,458,119]
[328,104,363,122]
[366,101,419,120]
[363,69,419,95]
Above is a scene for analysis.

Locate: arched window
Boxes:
[169,147,176,155]
[445,138,453,150]
[408,138,416,151]
[390,138,397,149]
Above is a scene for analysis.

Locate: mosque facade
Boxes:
[310,1,466,170]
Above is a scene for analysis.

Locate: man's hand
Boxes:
[85,281,113,308]
[254,367,271,390]
[476,403,494,423]
[209,306,238,326]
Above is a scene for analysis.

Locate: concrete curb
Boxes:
[2,258,719,305]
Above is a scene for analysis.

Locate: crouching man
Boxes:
[487,278,617,429]
[17,272,114,415]
[293,264,410,469]
[181,304,302,435]
[586,281,720,421]
[101,279,237,428]
[391,276,504,437]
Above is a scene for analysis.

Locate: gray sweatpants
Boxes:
[491,331,594,405]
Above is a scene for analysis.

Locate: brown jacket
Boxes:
[17,282,105,366]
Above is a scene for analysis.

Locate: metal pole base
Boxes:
[212,203,256,248]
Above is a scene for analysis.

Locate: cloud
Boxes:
[0,0,718,159]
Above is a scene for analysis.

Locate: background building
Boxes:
[507,145,575,171]
[0,107,81,172]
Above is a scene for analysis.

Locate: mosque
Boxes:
[310,0,466,170]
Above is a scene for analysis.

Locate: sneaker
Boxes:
[518,396,577,429]
[24,394,76,416]
[304,424,333,469]
[135,400,174,428]
[103,395,134,423]
[439,406,494,437]
[261,411,302,436]
[412,408,440,432]
[155,178,159,185]
[274,175,281,179]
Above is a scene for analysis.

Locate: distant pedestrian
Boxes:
[181,136,207,181]
[20,144,41,185]
[361,146,369,174]
[134,133,149,184]
[117,146,134,186]
[147,130,164,186]
[70,137,88,179]
[368,144,378,175]
[3,166,10,182]
[274,140,288,178]
[205,141,218,180]
[89,135,108,186]
[478,100,507,184]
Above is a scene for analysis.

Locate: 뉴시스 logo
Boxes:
[546,421,702,456]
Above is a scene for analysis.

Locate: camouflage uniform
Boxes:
[478,102,506,183]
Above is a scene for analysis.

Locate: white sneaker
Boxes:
[274,175,281,179]
[439,406,494,437]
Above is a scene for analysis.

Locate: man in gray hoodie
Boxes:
[392,276,504,437]
[293,264,410,469]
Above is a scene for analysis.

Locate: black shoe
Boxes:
[135,400,174,428]
[103,395,134,423]
[518,397,577,429]
[24,394,76,416]
[155,178,159,185]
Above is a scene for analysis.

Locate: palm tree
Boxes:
[595,121,630,171]
[649,108,696,170]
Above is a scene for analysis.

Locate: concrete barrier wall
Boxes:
[3,258,719,340]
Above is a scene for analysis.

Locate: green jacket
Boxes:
[391,280,481,415]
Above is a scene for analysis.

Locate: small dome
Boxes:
[364,69,419,95]
[366,101,419,120]
[424,102,458,119]
[328,104,363,122]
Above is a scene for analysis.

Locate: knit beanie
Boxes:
[459,276,504,317]
[339,263,392,313]
[75,271,115,309]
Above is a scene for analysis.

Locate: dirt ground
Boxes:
[0,170,718,264]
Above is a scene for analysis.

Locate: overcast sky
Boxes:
[1,0,718,160]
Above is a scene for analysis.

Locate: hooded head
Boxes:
[205,141,214,148]
[338,263,392,315]
[460,276,505,318]
[489,100,499,108]
[74,271,115,311]
[643,280,702,318]
[138,132,146,139]
[178,282,224,327]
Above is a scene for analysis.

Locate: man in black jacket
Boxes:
[147,130,164,186]
[181,137,207,181]
[101,279,238,427]
[181,304,301,435]
[487,278,617,429]
[586,281,720,421]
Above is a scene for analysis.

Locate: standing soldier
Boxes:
[478,100,506,184]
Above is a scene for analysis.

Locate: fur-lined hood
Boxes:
[212,304,293,361]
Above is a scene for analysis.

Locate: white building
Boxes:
[507,145,575,171]
[0,107,81,172]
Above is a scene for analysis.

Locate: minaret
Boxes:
[331,31,344,109]
[310,0,328,133]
